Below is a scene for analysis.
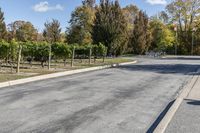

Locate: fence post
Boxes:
[89,47,92,65]
[16,44,22,73]
[71,46,75,67]
[48,44,51,70]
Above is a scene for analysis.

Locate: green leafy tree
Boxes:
[166,0,200,54]
[149,19,175,52]
[92,0,128,56]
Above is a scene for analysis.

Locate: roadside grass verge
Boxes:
[0,58,134,82]
[0,74,29,82]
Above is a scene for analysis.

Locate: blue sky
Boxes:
[0,0,171,32]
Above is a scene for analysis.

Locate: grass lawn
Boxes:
[0,74,29,82]
[0,57,134,83]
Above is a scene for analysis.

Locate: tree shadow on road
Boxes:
[118,64,200,75]
[186,99,200,106]
[162,57,200,61]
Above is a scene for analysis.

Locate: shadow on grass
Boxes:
[146,100,175,133]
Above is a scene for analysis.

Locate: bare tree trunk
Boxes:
[16,44,22,74]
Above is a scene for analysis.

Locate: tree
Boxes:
[123,5,139,53]
[43,19,62,69]
[132,11,152,54]
[159,11,169,24]
[7,21,37,42]
[43,19,62,43]
[123,5,139,31]
[7,21,38,73]
[82,0,96,8]
[92,0,128,56]
[149,19,175,52]
[16,21,38,42]
[166,0,200,54]
[67,2,95,44]
[0,8,7,40]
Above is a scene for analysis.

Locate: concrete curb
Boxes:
[154,74,199,133]
[0,61,137,89]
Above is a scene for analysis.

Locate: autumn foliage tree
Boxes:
[149,19,175,52]
[166,0,200,54]
[67,0,95,44]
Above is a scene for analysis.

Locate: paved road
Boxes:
[165,100,200,133]
[165,72,200,133]
[0,57,200,133]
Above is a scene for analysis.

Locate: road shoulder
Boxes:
[165,75,200,133]
[154,73,200,133]
[0,61,137,89]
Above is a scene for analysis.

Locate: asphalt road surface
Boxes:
[165,100,200,133]
[0,57,200,133]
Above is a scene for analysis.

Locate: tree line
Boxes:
[0,0,200,72]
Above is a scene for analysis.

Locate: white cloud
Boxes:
[146,0,167,5]
[33,1,64,12]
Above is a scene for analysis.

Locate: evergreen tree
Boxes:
[92,0,128,55]
[0,8,7,40]
[132,11,151,54]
